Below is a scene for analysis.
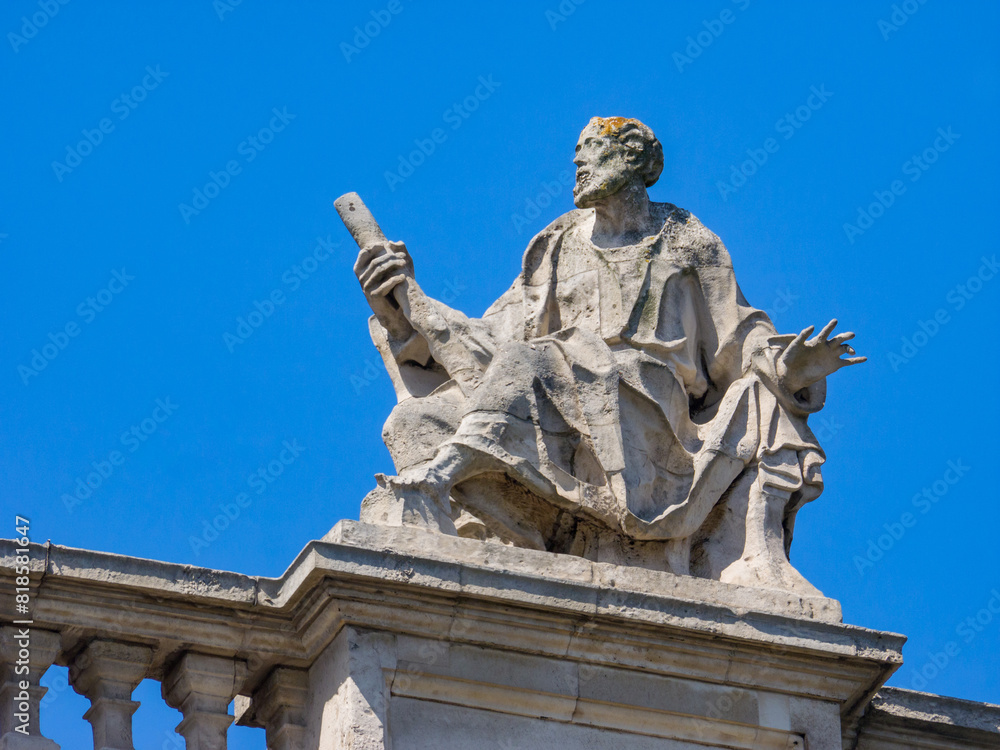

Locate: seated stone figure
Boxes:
[350,117,863,596]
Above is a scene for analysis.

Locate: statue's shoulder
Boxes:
[521,207,587,257]
[539,208,590,237]
[651,202,731,268]
[652,201,695,228]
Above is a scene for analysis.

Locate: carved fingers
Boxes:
[360,253,407,295]
[818,320,867,367]
[777,319,866,393]
[802,319,866,367]
[355,240,413,298]
[777,325,813,370]
[814,318,839,342]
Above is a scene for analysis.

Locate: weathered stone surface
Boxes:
[339,116,866,598]
[322,519,843,623]
[852,687,1000,749]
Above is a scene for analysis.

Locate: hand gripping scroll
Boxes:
[335,192,484,395]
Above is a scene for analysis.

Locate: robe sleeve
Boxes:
[369,277,523,401]
[667,215,826,416]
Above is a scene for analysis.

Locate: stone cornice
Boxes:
[850,687,1000,748]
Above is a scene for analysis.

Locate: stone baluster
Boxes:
[0,627,61,749]
[69,640,153,750]
[250,668,309,750]
[162,653,247,750]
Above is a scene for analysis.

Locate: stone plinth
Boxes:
[264,522,899,748]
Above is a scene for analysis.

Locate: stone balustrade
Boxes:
[1,524,997,749]
[0,537,305,749]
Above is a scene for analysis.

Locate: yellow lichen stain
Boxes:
[591,116,636,137]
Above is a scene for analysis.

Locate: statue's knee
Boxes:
[383,391,464,471]
[483,340,560,388]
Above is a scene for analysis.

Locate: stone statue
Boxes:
[337,116,864,596]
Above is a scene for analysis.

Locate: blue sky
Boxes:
[2,1,998,745]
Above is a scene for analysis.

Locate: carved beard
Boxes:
[573,165,630,208]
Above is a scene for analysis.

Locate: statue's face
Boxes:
[573,125,632,208]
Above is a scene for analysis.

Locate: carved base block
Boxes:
[266,521,907,748]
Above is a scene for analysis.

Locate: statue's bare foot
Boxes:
[375,466,458,535]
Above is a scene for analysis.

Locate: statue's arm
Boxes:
[359,239,524,398]
[685,239,863,417]
[742,319,863,416]
[743,326,827,416]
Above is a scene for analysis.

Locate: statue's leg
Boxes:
[371,432,520,535]
[369,339,567,534]
[719,463,821,597]
[359,380,466,533]
[381,381,466,473]
[374,424,562,536]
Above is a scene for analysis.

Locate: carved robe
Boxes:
[373,203,827,548]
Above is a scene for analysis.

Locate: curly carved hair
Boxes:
[587,116,664,187]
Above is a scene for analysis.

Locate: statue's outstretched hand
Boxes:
[354,240,414,299]
[776,319,866,394]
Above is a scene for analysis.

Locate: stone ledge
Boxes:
[0,521,847,628]
[0,539,260,606]
[319,520,843,622]
[854,687,1000,747]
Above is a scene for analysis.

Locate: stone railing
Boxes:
[1,523,997,749]
[0,538,310,749]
